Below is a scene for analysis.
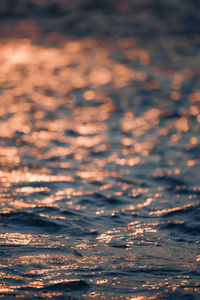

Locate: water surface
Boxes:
[0,0,200,299]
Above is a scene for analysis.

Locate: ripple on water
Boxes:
[0,1,200,298]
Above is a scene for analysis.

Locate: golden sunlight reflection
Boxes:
[0,22,199,299]
[149,203,197,216]
[0,38,145,101]
[97,221,157,244]
[0,169,73,184]
[0,233,66,247]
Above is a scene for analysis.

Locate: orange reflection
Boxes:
[174,117,189,132]
[0,29,199,299]
[172,72,184,90]
[149,203,196,216]
[84,90,95,100]
[171,91,181,101]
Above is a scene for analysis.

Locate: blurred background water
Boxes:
[0,0,200,299]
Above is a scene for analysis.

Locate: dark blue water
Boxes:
[0,0,200,299]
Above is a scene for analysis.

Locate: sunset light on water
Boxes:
[0,0,200,299]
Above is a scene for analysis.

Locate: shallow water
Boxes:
[0,1,200,299]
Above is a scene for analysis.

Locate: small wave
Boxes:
[0,212,63,233]
[153,175,186,187]
[18,280,90,292]
[43,280,90,292]
[160,221,200,236]
[161,288,200,300]
[90,192,129,205]
[162,204,200,218]
[160,204,200,236]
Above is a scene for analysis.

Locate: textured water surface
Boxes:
[0,0,200,299]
